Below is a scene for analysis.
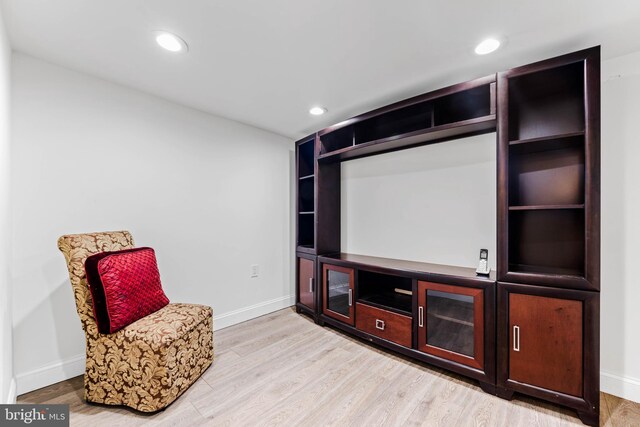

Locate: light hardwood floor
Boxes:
[18,308,640,426]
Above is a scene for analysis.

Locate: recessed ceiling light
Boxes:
[309,106,327,116]
[154,31,188,53]
[475,38,501,55]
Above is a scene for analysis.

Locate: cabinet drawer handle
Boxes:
[309,277,313,293]
[418,306,424,328]
[375,319,385,330]
[348,289,352,307]
[513,325,520,352]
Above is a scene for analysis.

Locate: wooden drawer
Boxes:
[355,303,412,348]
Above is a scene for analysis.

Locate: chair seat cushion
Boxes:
[85,247,170,334]
[119,303,212,351]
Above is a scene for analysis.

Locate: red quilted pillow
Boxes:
[84,247,170,334]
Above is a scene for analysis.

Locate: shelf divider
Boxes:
[509,204,584,211]
[509,130,584,146]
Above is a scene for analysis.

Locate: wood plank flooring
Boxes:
[18,308,640,426]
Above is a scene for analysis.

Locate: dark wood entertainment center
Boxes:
[295,47,600,425]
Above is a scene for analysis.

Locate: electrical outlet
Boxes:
[250,264,259,278]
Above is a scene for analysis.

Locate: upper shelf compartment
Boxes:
[317,76,497,162]
[507,61,585,142]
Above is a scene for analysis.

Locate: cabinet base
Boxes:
[479,382,497,395]
[577,409,598,427]
[495,387,515,400]
[495,387,597,427]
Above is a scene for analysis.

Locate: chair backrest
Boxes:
[57,231,135,335]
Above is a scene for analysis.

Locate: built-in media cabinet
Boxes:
[295,47,600,426]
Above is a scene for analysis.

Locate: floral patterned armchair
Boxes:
[57,231,213,412]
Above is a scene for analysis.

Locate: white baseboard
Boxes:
[11,312,640,405]
[601,371,640,403]
[16,353,85,396]
[213,294,295,330]
[6,377,16,404]
[15,295,295,396]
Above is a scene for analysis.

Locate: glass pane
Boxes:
[426,290,474,357]
[327,269,350,316]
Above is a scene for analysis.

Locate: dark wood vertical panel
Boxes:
[584,47,601,291]
[581,290,600,423]
[298,257,315,309]
[497,71,510,282]
[509,293,582,397]
[497,282,599,424]
[316,155,341,255]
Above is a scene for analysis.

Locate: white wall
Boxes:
[600,50,640,402]
[11,53,293,395]
[341,133,496,270]
[0,6,14,405]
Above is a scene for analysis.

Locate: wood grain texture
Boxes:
[319,252,496,283]
[355,302,412,347]
[298,256,315,309]
[509,293,583,397]
[17,308,632,426]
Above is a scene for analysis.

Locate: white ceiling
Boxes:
[2,1,640,139]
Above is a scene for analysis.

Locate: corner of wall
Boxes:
[6,377,16,404]
[601,371,640,404]
[15,355,85,396]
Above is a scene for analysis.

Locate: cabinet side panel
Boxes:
[316,161,341,254]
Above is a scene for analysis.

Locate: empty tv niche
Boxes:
[357,270,412,315]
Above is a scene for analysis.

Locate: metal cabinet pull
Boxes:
[375,319,385,330]
[348,289,352,306]
[309,277,313,293]
[513,325,520,352]
[418,306,424,327]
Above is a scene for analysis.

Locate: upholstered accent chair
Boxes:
[57,230,213,412]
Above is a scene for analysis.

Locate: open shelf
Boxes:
[316,80,496,162]
[507,263,584,277]
[296,137,316,253]
[298,139,315,177]
[509,132,584,155]
[355,102,433,145]
[298,178,314,212]
[508,209,585,278]
[508,61,585,141]
[509,130,584,146]
[509,136,585,206]
[509,204,584,211]
[319,125,354,154]
[358,270,413,315]
[297,213,314,248]
[318,115,496,162]
[433,85,492,126]
[358,294,412,316]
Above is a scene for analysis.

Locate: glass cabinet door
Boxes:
[417,281,484,369]
[322,264,355,325]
